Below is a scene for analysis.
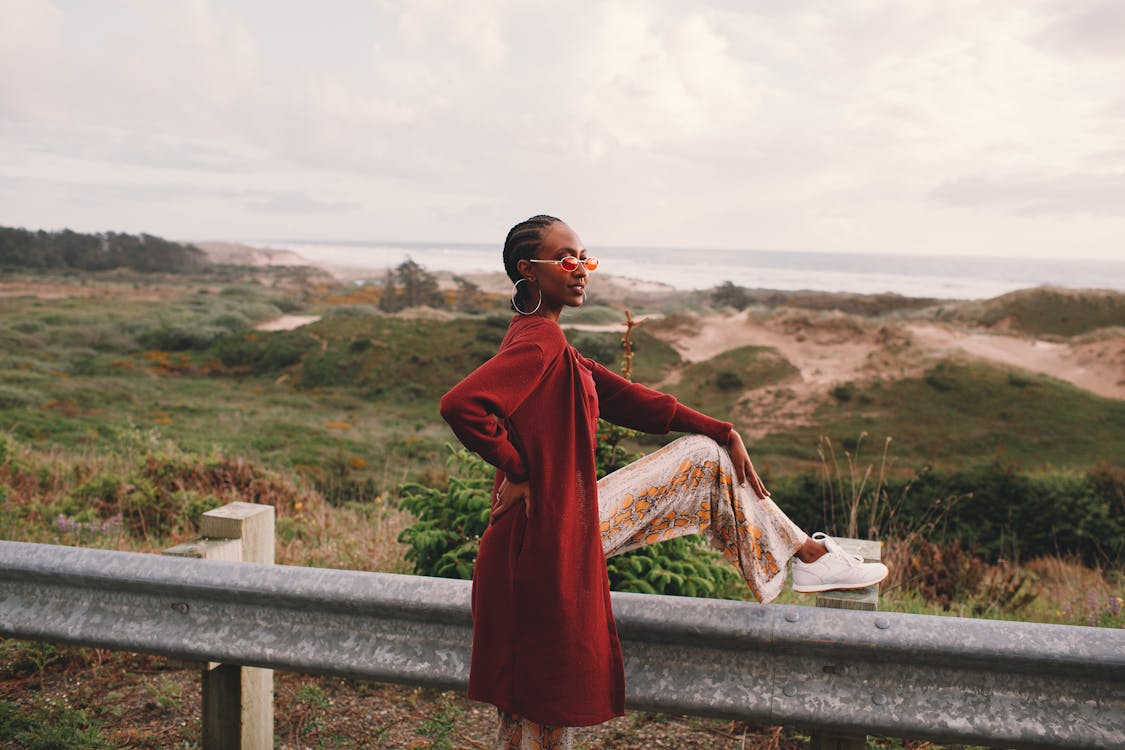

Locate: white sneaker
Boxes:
[791,532,889,593]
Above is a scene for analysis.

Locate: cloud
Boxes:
[246,191,360,214]
[1037,0,1125,58]
[932,171,1125,217]
[1,0,1124,259]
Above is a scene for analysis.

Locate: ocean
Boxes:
[255,240,1125,300]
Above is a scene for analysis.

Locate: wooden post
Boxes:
[165,501,275,750]
[809,537,881,750]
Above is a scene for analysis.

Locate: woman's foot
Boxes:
[791,532,889,593]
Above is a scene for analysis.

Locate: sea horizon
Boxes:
[250,239,1125,301]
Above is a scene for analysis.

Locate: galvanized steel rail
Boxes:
[0,540,1121,749]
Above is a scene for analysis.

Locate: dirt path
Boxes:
[254,314,321,331]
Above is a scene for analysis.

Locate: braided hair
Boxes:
[503,214,560,310]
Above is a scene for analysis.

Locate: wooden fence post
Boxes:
[809,537,882,750]
[165,501,275,750]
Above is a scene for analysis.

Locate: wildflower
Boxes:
[1109,596,1122,618]
[100,514,123,534]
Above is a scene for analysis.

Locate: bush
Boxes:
[209,330,318,374]
[0,385,38,409]
[397,447,492,579]
[715,371,743,391]
[768,460,1124,566]
[138,322,227,351]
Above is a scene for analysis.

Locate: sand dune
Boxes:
[905,323,1124,400]
[640,310,1124,401]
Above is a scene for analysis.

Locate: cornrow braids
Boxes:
[502,214,561,312]
[503,214,560,285]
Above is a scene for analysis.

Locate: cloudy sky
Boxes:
[2,0,1124,260]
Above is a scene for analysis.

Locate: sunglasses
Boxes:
[528,256,600,272]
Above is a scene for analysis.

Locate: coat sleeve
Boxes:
[440,338,552,483]
[584,357,733,444]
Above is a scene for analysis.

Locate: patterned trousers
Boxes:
[495,435,808,749]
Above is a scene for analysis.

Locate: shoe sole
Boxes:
[792,571,889,593]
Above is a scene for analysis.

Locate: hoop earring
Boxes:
[512,278,542,315]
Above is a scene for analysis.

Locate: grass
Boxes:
[936,286,1125,337]
[0,698,112,749]
[5,269,1119,747]
[665,345,800,418]
[564,327,682,383]
[758,358,1125,470]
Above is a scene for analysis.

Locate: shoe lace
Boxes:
[822,535,863,568]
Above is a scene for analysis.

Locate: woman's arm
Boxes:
[585,357,731,439]
[439,338,549,483]
[585,356,769,496]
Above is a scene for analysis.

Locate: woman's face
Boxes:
[519,222,590,314]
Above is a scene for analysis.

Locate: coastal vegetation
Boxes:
[0,226,206,274]
[0,237,1122,747]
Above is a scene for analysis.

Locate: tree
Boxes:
[0,225,206,273]
[378,267,400,312]
[712,280,750,310]
[395,257,442,309]
[453,275,486,313]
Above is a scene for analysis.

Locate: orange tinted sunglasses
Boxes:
[528,256,599,272]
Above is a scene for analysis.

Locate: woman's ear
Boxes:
[515,258,535,282]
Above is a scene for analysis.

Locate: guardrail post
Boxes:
[809,537,881,750]
[165,501,275,750]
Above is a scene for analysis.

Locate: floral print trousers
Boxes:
[495,435,808,749]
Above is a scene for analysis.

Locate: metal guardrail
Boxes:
[1,540,1122,749]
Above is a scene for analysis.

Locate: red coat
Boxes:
[440,315,731,726]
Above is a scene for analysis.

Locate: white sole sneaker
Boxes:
[791,532,889,593]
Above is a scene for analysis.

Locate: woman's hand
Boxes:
[491,477,532,524]
[727,430,771,498]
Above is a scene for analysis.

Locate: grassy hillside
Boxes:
[757,359,1125,470]
[937,286,1125,337]
[664,345,799,418]
[2,276,1120,496]
[2,272,1120,750]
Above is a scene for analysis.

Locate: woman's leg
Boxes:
[597,434,808,604]
[495,709,574,750]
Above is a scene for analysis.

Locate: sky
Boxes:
[1,0,1124,261]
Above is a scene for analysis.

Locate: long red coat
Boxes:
[440,315,731,726]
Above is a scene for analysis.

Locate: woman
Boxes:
[440,215,888,749]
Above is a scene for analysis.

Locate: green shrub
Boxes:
[65,469,220,539]
[605,536,743,598]
[715,371,743,391]
[398,447,492,579]
[769,460,1124,566]
[138,322,227,351]
[0,698,112,749]
[0,384,38,409]
[206,311,251,331]
[209,329,318,373]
